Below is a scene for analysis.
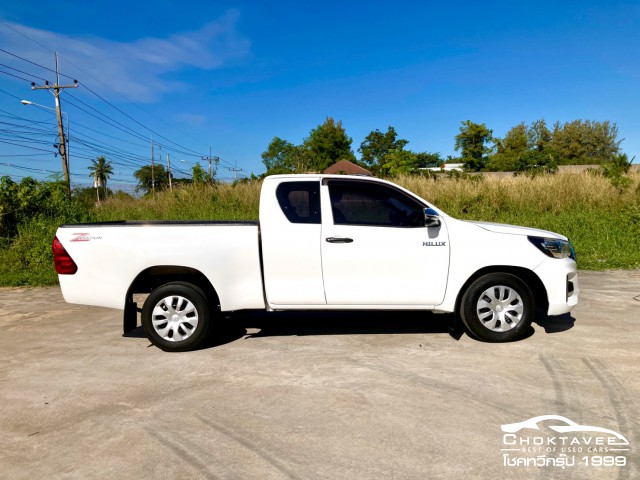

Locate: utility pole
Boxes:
[31,52,78,194]
[150,140,155,196]
[167,153,172,191]
[229,162,242,181]
[202,146,219,183]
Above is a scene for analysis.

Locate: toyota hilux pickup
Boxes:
[53,174,579,351]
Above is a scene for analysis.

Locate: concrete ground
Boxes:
[0,270,638,479]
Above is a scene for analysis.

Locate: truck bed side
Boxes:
[56,222,265,311]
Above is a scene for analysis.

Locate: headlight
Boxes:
[528,236,576,260]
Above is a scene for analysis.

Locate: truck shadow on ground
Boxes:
[534,312,576,334]
[125,311,575,349]
[234,310,454,338]
[223,310,575,345]
[196,311,457,349]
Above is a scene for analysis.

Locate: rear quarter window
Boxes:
[276,181,321,224]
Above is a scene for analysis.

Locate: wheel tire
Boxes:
[460,273,534,342]
[142,282,211,352]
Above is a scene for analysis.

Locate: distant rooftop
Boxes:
[323,159,372,176]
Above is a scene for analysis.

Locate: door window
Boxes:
[328,180,425,227]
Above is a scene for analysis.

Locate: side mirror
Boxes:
[424,207,441,227]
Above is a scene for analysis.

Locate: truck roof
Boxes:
[265,173,384,182]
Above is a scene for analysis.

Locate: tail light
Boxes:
[52,236,78,274]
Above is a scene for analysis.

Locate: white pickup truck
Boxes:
[53,174,579,351]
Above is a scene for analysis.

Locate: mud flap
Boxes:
[448,312,464,340]
[123,300,138,333]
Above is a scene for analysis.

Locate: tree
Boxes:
[261,137,313,175]
[454,120,493,171]
[87,156,114,203]
[192,162,209,184]
[378,149,422,177]
[488,123,529,171]
[487,120,560,172]
[498,123,529,154]
[359,126,409,168]
[303,117,355,171]
[602,153,634,190]
[514,150,558,176]
[261,118,355,175]
[133,164,168,195]
[529,119,552,152]
[550,120,621,164]
[414,152,443,169]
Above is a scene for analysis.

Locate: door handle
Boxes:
[325,236,354,244]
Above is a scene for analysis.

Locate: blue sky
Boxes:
[1,1,638,190]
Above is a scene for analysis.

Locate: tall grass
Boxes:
[1,172,638,286]
[92,182,260,221]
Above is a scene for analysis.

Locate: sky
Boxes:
[0,1,638,191]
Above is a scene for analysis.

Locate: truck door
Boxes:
[261,180,327,305]
[320,179,450,306]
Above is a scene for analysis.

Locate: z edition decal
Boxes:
[500,415,630,469]
[70,232,102,242]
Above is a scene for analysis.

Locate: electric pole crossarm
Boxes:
[229,166,242,181]
[31,84,79,90]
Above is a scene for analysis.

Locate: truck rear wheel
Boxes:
[142,282,211,352]
[460,273,534,342]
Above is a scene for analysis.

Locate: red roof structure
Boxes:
[323,159,371,176]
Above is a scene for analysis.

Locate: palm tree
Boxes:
[88,156,113,203]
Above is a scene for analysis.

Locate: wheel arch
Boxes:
[123,265,220,333]
[454,265,548,316]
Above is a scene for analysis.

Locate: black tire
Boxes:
[142,282,211,352]
[460,273,534,342]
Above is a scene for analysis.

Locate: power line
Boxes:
[0,153,50,158]
[0,63,50,83]
[0,86,23,101]
[0,25,211,156]
[72,134,149,161]
[0,47,74,80]
[71,121,149,149]
[0,112,57,126]
[0,45,248,179]
[53,53,211,153]
[0,69,35,83]
[63,94,209,159]
[0,138,55,152]
[62,95,151,143]
[79,82,203,157]
[0,162,58,174]
[0,133,57,146]
[0,20,53,59]
[0,124,57,136]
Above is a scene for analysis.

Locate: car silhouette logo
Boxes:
[502,415,629,446]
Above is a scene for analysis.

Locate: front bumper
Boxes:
[533,258,579,316]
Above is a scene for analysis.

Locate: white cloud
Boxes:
[175,113,207,126]
[0,11,251,102]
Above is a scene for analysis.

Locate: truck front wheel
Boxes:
[460,273,534,342]
[142,282,211,352]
